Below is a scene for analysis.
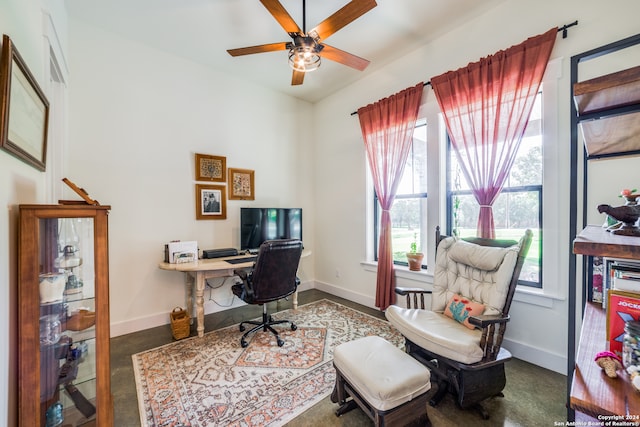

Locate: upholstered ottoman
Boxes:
[331,335,432,427]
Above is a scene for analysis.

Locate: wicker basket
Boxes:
[170,307,190,340]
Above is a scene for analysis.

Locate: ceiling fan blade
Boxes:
[291,70,305,86]
[309,0,377,41]
[260,0,302,35]
[227,42,289,57]
[320,44,370,71]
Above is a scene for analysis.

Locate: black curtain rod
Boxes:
[350,20,579,116]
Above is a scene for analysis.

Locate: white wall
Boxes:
[312,0,640,374]
[66,20,316,336]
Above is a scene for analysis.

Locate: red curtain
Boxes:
[358,83,424,310]
[431,28,557,238]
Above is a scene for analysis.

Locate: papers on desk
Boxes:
[166,241,198,263]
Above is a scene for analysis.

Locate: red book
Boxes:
[607,290,640,357]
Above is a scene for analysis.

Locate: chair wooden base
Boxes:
[405,339,509,419]
[331,366,431,427]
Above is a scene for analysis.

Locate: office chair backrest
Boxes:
[249,239,303,304]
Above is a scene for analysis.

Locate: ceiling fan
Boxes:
[227,0,377,86]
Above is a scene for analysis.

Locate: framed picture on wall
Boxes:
[0,34,49,171]
[228,168,255,200]
[196,184,227,220]
[195,153,226,182]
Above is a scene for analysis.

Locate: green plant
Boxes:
[409,232,418,253]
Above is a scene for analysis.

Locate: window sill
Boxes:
[513,287,565,308]
[361,261,565,307]
[361,261,434,283]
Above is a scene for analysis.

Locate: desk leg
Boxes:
[185,272,194,323]
[195,272,206,337]
[293,290,298,309]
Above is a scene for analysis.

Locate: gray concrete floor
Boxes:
[111,289,569,426]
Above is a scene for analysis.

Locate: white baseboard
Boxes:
[313,280,377,309]
[503,337,567,375]
[110,278,568,375]
[110,280,315,338]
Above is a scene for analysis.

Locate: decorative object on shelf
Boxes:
[627,366,640,392]
[624,320,640,372]
[195,184,227,220]
[66,309,96,331]
[195,153,226,182]
[228,168,255,200]
[55,218,84,295]
[405,232,423,271]
[44,401,63,427]
[61,177,100,205]
[0,34,50,171]
[594,351,623,378]
[597,202,640,237]
[620,188,640,205]
[39,314,62,345]
[170,307,190,340]
[38,273,66,303]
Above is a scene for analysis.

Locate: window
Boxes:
[446,92,543,287]
[373,121,427,268]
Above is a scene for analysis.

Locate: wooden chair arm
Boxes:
[395,286,433,295]
[394,287,432,309]
[468,314,510,328]
[468,313,510,361]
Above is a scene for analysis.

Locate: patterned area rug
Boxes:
[132,299,403,427]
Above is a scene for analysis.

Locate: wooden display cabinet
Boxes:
[18,204,113,426]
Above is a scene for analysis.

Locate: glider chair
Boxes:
[385,226,532,419]
[231,239,303,348]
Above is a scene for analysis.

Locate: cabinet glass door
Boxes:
[39,216,97,426]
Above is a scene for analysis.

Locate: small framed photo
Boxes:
[195,153,226,182]
[228,168,255,200]
[0,34,49,171]
[195,184,227,220]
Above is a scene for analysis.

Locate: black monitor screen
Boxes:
[240,208,302,250]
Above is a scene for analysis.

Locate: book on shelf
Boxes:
[611,259,640,294]
[607,290,640,357]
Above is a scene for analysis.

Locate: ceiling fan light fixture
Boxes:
[288,45,321,72]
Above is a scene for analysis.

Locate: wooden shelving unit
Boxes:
[572,226,640,417]
[568,33,640,422]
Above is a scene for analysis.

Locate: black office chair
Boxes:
[231,239,303,348]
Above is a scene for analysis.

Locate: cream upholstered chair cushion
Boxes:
[432,237,519,316]
[386,236,520,365]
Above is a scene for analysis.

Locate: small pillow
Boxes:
[444,294,485,329]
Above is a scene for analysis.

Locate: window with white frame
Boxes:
[446,92,543,288]
[368,58,561,298]
[373,121,427,268]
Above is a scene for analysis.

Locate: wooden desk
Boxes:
[159,252,307,337]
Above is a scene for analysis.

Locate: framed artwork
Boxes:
[196,184,227,220]
[195,153,226,182]
[228,168,255,200]
[0,34,49,171]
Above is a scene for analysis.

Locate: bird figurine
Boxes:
[597,203,640,236]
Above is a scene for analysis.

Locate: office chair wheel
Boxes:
[277,338,284,347]
[241,338,248,348]
[291,323,297,331]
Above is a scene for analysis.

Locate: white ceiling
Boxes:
[64,0,506,103]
